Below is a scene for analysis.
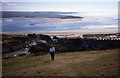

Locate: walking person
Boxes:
[49,45,55,60]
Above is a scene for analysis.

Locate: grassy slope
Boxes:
[3,49,119,76]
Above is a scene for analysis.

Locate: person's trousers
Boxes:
[50,52,54,60]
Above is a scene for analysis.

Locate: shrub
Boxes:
[28,43,50,55]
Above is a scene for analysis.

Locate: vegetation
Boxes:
[28,43,50,55]
[2,49,118,76]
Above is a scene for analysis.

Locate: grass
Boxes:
[2,49,119,76]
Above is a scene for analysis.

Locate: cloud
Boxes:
[5,2,16,5]
[0,0,8,2]
[1,0,16,6]
[0,0,119,2]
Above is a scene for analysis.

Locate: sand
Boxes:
[2,28,118,36]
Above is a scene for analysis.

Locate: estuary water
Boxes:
[2,15,117,32]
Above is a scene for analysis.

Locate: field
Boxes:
[2,49,119,76]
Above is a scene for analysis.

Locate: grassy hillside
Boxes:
[2,49,118,76]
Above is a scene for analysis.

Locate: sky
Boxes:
[0,0,119,17]
[1,1,118,18]
[0,0,119,2]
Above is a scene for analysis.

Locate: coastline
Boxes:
[2,29,118,36]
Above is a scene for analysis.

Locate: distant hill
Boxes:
[2,11,83,19]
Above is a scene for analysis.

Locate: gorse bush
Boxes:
[28,43,50,55]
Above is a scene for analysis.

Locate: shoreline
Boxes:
[2,29,118,36]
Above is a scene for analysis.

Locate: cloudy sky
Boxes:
[1,0,119,17]
[2,1,118,17]
[0,0,119,2]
